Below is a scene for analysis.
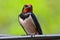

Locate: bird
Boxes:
[18,4,42,35]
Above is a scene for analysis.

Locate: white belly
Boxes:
[19,15,38,35]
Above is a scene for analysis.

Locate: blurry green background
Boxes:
[0,0,60,35]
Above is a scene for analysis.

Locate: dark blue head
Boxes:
[22,4,33,13]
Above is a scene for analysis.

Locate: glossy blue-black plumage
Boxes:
[31,13,42,34]
[19,4,42,35]
[19,13,42,34]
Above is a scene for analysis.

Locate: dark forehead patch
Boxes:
[24,4,32,8]
[24,5,28,7]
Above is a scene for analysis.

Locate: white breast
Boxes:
[19,15,38,35]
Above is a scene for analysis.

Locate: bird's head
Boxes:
[22,4,33,13]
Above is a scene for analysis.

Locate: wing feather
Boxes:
[18,14,28,34]
[31,13,42,34]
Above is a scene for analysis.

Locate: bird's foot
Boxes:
[30,34,35,37]
[27,34,35,37]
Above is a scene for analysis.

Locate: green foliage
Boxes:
[0,0,60,35]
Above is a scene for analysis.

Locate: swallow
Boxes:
[18,4,42,35]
